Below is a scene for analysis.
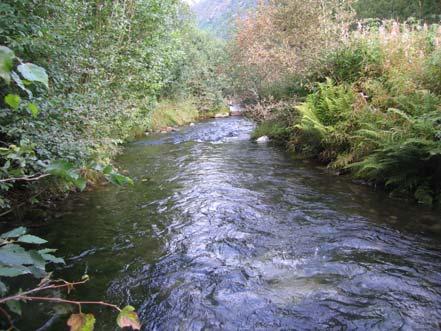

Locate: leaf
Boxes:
[6,300,21,316]
[67,313,96,331]
[102,165,113,175]
[0,281,8,295]
[73,177,87,191]
[0,265,31,277]
[1,227,27,239]
[116,306,141,330]
[38,248,58,254]
[4,94,21,110]
[0,46,14,84]
[28,250,48,271]
[17,234,47,244]
[108,173,134,186]
[0,244,34,266]
[46,160,75,178]
[28,103,40,117]
[17,63,49,88]
[11,71,32,97]
[39,253,65,265]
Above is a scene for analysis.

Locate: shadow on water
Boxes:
[9,117,441,330]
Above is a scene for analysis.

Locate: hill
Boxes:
[191,0,257,38]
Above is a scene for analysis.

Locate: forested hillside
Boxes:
[192,0,257,38]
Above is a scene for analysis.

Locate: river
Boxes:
[15,117,441,330]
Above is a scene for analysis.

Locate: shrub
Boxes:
[422,49,441,94]
[323,41,384,84]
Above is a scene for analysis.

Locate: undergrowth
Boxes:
[249,21,441,205]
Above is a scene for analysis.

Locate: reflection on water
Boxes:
[12,117,441,330]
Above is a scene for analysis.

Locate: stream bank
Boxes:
[11,116,441,330]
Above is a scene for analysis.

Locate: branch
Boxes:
[0,173,50,183]
[0,279,121,313]
[0,279,88,304]
[13,296,121,312]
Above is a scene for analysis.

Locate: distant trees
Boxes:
[355,0,441,21]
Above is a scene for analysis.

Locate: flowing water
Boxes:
[12,117,441,330]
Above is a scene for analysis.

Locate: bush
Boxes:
[422,49,441,94]
[323,41,384,84]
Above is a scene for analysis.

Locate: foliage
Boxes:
[229,0,354,101]
[163,28,230,114]
[234,2,441,204]
[150,99,199,131]
[0,227,141,330]
[0,0,228,212]
[354,0,441,21]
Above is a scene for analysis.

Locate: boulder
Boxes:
[256,136,270,143]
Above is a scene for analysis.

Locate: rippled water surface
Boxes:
[15,117,441,330]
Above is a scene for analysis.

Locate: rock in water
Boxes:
[256,136,270,143]
[214,113,229,118]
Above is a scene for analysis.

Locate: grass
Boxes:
[149,99,200,131]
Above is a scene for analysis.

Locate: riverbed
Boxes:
[16,117,441,330]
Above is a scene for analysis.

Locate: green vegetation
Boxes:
[0,0,228,213]
[0,227,141,330]
[354,0,441,21]
[150,99,199,131]
[231,1,441,205]
[1,0,230,329]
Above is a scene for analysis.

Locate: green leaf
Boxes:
[116,306,141,330]
[11,71,32,97]
[0,46,14,84]
[0,280,8,295]
[47,160,75,178]
[27,265,47,278]
[108,173,134,186]
[1,227,27,239]
[17,63,49,88]
[28,103,40,117]
[0,265,31,277]
[17,234,47,244]
[73,177,87,191]
[28,250,47,270]
[0,244,34,267]
[67,313,96,331]
[102,165,113,175]
[4,94,21,110]
[39,253,65,265]
[38,248,58,254]
[6,300,21,316]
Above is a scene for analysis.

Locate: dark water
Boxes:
[13,117,441,330]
